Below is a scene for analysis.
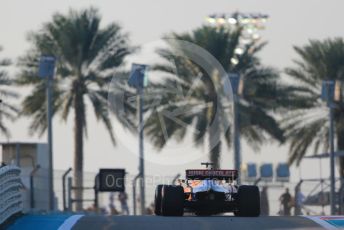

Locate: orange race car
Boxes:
[154,163,260,216]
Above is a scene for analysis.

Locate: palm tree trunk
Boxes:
[208,110,221,168]
[209,139,221,168]
[73,87,84,211]
[205,71,222,168]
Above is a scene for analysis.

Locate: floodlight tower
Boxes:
[205,12,268,183]
[205,12,269,65]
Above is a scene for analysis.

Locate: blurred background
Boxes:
[0,0,344,217]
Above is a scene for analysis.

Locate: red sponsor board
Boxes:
[186,169,237,178]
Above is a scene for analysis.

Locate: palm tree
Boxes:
[16,8,135,210]
[0,46,18,137]
[284,38,344,178]
[144,26,287,168]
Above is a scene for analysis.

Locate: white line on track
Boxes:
[57,215,84,230]
[304,216,338,230]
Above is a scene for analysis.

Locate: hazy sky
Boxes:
[0,0,343,184]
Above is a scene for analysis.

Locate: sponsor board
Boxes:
[186,169,238,179]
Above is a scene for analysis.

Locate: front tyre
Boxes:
[235,185,260,217]
[161,185,184,216]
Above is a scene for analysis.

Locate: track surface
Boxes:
[73,215,322,230]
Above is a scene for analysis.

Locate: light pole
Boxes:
[38,55,56,211]
[138,85,145,215]
[128,63,148,215]
[321,80,340,215]
[329,101,336,215]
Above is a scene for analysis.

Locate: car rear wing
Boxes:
[185,169,238,180]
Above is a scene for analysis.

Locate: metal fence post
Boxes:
[67,177,72,211]
[254,177,261,186]
[294,180,303,216]
[132,173,140,215]
[30,165,40,209]
[94,174,99,213]
[62,168,72,211]
[172,174,181,185]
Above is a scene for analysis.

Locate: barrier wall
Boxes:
[0,165,22,225]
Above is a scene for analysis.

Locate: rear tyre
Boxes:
[235,185,260,217]
[161,185,184,216]
[154,184,164,215]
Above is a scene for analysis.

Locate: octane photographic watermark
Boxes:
[108,39,234,165]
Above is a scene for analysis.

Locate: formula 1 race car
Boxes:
[154,163,260,217]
